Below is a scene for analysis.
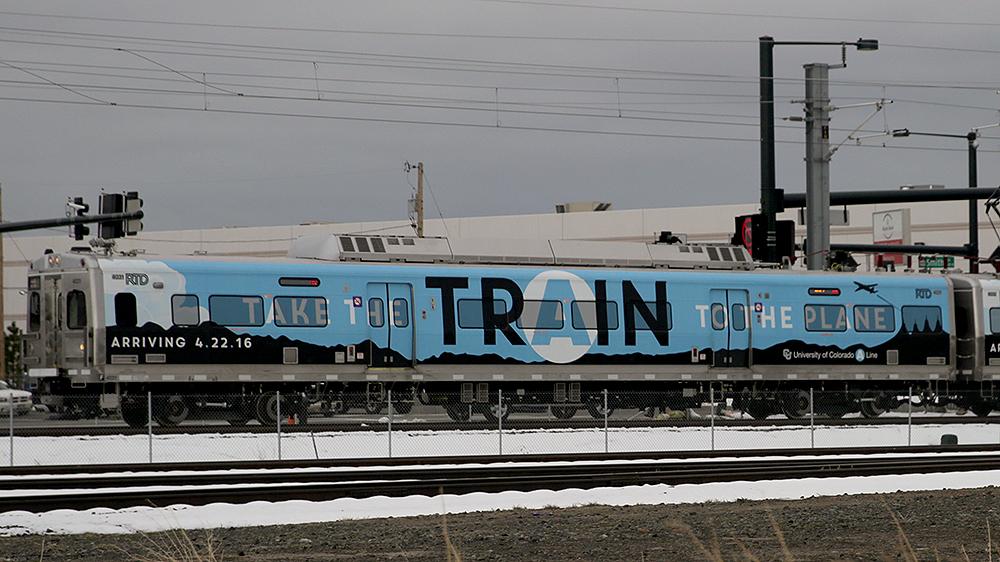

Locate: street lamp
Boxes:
[890,128,979,272]
[759,37,878,265]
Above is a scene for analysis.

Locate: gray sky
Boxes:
[2,0,1000,231]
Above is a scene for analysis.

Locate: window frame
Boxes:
[28,291,41,333]
[368,297,385,328]
[731,303,746,331]
[570,300,620,331]
[458,298,509,329]
[516,299,564,330]
[901,305,943,333]
[710,303,726,330]
[854,305,895,333]
[804,304,848,332]
[208,295,265,327]
[990,307,1000,334]
[114,292,138,328]
[392,298,409,328]
[273,296,328,328]
[631,301,673,331]
[171,294,200,327]
[65,289,87,330]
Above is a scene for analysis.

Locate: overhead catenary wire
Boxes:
[1,93,999,154]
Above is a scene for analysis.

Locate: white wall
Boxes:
[6,199,991,326]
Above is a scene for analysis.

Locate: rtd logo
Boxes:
[125,273,149,286]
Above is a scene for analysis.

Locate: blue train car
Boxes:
[23,234,964,425]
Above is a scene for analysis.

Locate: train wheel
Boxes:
[971,401,994,417]
[859,392,886,419]
[255,393,283,425]
[585,399,615,419]
[780,391,810,419]
[365,401,386,415]
[550,406,577,419]
[445,403,471,422]
[153,395,190,426]
[120,396,148,428]
[744,399,772,420]
[481,402,510,424]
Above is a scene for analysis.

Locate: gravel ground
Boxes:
[3,486,1000,561]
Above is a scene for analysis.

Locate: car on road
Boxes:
[0,380,32,416]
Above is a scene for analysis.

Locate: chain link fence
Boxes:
[6,388,1000,466]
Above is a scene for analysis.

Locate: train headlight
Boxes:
[47,255,62,266]
[79,343,85,352]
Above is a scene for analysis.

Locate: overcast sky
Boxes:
[2,0,1000,232]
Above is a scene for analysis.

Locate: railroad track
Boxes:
[4,444,1000,512]
[11,414,996,437]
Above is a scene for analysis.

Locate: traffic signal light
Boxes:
[66,196,90,241]
[124,191,143,236]
[98,192,124,239]
[732,214,796,263]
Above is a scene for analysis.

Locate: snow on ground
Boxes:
[6,422,1000,466]
[3,469,1000,536]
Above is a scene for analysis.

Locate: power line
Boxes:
[475,0,1000,27]
[1,93,998,153]
[0,11,754,44]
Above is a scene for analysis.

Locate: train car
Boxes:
[21,234,974,426]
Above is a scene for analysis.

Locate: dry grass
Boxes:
[665,500,1000,562]
[117,528,220,562]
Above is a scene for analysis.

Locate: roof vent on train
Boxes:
[289,234,755,270]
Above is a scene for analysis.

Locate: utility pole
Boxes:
[804,63,832,270]
[416,162,425,238]
[968,132,979,273]
[758,36,779,264]
[0,182,6,382]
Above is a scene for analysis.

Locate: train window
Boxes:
[369,298,385,327]
[991,308,1000,334]
[354,237,371,253]
[392,298,409,327]
[731,303,746,331]
[28,292,40,332]
[171,295,200,326]
[710,303,726,330]
[114,293,137,328]
[339,237,355,252]
[633,302,673,331]
[371,238,387,253]
[571,301,619,330]
[458,299,508,329]
[66,290,86,329]
[209,296,264,327]
[854,305,895,333]
[274,297,328,327]
[804,304,847,332]
[516,300,563,330]
[901,306,943,333]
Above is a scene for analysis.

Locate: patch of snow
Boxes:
[7,422,1000,466]
[2,469,1000,536]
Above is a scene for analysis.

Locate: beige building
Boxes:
[5,199,992,327]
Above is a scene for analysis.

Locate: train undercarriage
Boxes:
[32,377,1000,428]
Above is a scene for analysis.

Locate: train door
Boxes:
[366,282,414,367]
[43,276,62,367]
[709,289,750,368]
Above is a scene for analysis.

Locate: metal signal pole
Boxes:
[416,162,425,238]
[804,63,832,270]
[0,182,5,382]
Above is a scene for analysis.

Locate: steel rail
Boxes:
[4,452,1000,512]
[4,443,1000,477]
[11,414,994,437]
